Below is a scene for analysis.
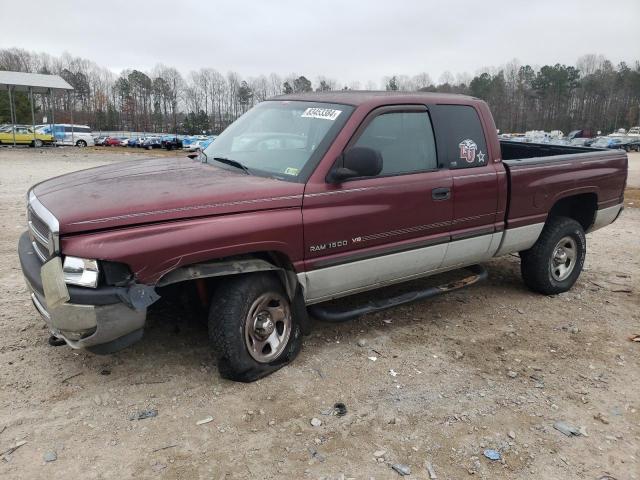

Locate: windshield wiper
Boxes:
[211,156,251,175]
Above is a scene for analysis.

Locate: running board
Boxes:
[308,264,487,323]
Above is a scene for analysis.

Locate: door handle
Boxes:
[432,187,451,201]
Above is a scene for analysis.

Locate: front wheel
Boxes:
[76,140,87,147]
[208,273,302,382]
[32,139,43,148]
[520,216,586,295]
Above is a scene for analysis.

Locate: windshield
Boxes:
[203,101,353,180]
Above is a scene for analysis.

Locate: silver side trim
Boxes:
[494,223,545,256]
[441,232,502,268]
[300,243,447,303]
[299,232,503,304]
[587,204,623,233]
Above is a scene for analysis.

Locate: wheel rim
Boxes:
[550,236,577,281]
[243,292,292,363]
[35,140,42,147]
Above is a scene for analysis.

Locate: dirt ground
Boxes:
[0,147,638,480]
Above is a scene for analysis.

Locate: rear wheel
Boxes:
[32,139,43,148]
[76,140,87,147]
[208,273,302,382]
[520,216,586,295]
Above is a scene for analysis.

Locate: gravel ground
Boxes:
[0,147,638,480]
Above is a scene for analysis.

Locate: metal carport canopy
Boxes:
[0,71,74,146]
[0,71,73,93]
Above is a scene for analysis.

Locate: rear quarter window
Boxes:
[430,105,488,169]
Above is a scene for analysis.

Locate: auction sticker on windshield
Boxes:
[301,108,342,121]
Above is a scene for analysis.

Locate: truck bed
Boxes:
[500,140,594,160]
[500,140,628,230]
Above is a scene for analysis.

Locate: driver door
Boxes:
[301,105,453,303]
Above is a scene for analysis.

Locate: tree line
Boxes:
[1,48,638,135]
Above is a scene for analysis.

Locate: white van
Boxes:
[37,124,95,147]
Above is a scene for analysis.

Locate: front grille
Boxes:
[29,211,50,240]
[27,193,59,263]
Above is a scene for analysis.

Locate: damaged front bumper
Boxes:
[18,232,151,354]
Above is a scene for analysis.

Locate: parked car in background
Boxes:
[142,136,162,150]
[182,138,213,152]
[619,137,640,152]
[161,135,183,150]
[591,137,630,150]
[199,136,216,150]
[569,137,590,146]
[103,137,124,147]
[39,124,95,147]
[583,137,600,147]
[181,136,198,150]
[94,136,108,146]
[566,129,594,140]
[625,138,640,151]
[119,138,130,147]
[0,126,55,147]
[590,137,614,149]
[127,137,143,148]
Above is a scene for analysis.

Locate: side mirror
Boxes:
[329,146,383,183]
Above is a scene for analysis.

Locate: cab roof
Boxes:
[271,90,477,107]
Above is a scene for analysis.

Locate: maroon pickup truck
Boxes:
[19,92,627,382]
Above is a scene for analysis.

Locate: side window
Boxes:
[353,111,437,175]
[431,105,488,169]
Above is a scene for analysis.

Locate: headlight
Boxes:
[63,256,99,288]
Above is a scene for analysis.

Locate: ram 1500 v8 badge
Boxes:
[19,92,627,382]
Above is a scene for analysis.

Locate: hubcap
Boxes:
[550,236,577,281]
[244,293,291,363]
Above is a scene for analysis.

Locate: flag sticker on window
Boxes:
[301,108,342,121]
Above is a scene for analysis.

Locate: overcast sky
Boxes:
[2,0,640,85]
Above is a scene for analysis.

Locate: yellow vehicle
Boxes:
[0,126,55,147]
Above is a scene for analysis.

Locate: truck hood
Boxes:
[33,157,304,234]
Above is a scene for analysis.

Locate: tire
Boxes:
[208,273,303,382]
[76,140,87,147]
[32,139,43,148]
[520,216,586,295]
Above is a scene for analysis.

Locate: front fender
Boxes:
[60,209,304,285]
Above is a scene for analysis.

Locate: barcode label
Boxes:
[301,108,342,121]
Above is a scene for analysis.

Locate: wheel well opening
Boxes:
[153,251,299,310]
[548,193,597,231]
